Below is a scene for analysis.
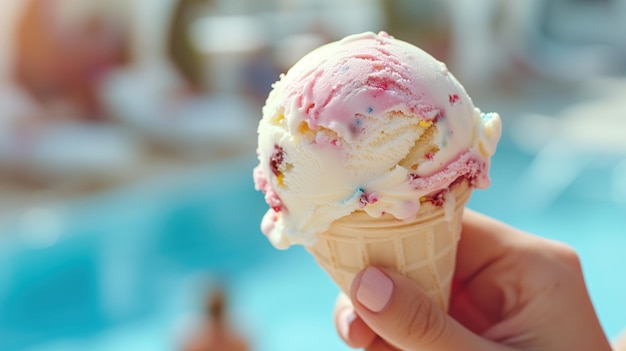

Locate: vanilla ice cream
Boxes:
[254,31,501,249]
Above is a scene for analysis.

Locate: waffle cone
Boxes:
[306,180,471,310]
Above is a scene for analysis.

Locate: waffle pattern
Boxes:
[306,180,471,310]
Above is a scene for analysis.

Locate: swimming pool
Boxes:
[0,133,624,350]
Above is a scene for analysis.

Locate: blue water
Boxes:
[0,136,624,351]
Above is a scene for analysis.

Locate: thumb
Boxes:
[350,267,501,351]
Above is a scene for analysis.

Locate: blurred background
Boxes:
[0,0,625,350]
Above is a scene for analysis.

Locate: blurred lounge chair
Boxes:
[101,0,257,159]
[0,84,141,188]
[510,79,626,210]
[0,0,141,188]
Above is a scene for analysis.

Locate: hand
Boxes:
[615,330,626,351]
[334,210,613,351]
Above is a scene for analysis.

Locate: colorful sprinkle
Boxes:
[449,94,460,104]
[277,173,285,186]
[298,121,312,134]
[349,117,365,135]
[269,145,285,177]
[359,194,368,208]
[418,120,433,128]
[367,107,374,113]
[306,103,316,114]
[367,193,379,204]
[431,192,445,206]
[357,189,379,208]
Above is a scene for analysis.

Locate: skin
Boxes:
[615,333,626,351]
[334,209,614,351]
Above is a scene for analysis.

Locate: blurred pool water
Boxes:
[0,134,624,351]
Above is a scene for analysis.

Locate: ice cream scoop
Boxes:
[253,31,501,250]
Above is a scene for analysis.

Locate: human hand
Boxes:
[614,330,626,351]
[334,210,613,351]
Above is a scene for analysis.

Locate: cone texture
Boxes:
[307,180,471,310]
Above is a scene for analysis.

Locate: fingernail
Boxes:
[337,308,356,341]
[356,267,393,312]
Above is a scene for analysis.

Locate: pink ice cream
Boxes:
[254,31,501,249]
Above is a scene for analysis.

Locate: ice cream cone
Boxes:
[306,179,471,311]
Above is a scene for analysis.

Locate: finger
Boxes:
[614,329,626,351]
[454,209,514,282]
[452,210,549,333]
[366,337,402,351]
[335,293,377,348]
[452,210,572,332]
[351,267,502,351]
[449,277,499,334]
